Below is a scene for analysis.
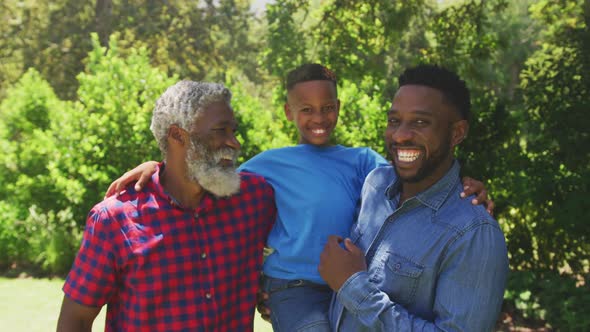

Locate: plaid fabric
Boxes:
[63,164,275,331]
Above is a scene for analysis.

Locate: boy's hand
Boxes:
[461,176,495,216]
[256,290,271,322]
[104,161,159,198]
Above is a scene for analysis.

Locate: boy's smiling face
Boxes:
[285,80,340,147]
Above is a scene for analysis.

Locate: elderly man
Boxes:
[56,81,276,332]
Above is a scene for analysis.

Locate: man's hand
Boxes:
[104,161,159,198]
[461,176,495,216]
[318,236,367,292]
[256,289,271,322]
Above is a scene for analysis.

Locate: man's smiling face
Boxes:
[385,84,466,187]
[187,101,241,196]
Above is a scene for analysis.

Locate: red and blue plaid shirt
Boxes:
[63,164,275,331]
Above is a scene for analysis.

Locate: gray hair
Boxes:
[150,80,232,156]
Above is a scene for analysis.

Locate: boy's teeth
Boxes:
[312,129,326,134]
[397,150,420,162]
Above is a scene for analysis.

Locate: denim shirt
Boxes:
[330,161,509,331]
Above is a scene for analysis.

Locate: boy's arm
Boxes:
[104,161,159,198]
[461,176,494,215]
[56,295,101,332]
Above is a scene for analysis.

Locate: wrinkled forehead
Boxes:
[191,101,236,128]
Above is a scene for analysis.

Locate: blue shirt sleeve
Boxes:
[337,223,509,331]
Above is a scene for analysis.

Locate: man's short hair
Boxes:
[285,63,338,95]
[150,80,232,156]
[398,64,471,121]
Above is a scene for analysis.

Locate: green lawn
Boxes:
[0,277,273,331]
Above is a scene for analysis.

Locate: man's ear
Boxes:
[284,103,294,121]
[451,120,469,147]
[167,125,187,146]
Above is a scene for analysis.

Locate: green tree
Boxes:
[0,68,79,272]
[58,34,176,220]
[263,0,429,94]
[0,0,262,99]
[0,0,95,99]
[0,34,176,274]
[516,0,589,276]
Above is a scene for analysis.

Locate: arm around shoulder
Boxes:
[104,160,159,198]
[56,295,102,332]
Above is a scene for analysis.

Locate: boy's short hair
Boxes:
[398,64,471,122]
[286,63,338,94]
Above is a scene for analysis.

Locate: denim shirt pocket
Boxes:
[381,252,424,306]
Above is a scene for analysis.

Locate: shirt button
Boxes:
[201,253,207,259]
[194,213,199,218]
[205,293,212,299]
[395,263,401,270]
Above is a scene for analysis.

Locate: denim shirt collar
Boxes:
[385,160,461,211]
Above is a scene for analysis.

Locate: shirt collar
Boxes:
[150,162,173,202]
[385,160,461,211]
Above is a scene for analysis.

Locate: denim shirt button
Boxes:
[395,263,401,270]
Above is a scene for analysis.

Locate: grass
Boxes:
[0,277,273,331]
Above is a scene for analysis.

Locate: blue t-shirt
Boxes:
[238,144,388,283]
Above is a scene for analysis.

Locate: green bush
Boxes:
[25,206,81,275]
[0,202,26,269]
[0,33,176,275]
[505,270,590,330]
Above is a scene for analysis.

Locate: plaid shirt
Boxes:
[63,164,275,331]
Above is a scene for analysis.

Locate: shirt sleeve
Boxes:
[62,206,118,307]
[237,154,260,174]
[337,223,509,331]
[361,148,389,176]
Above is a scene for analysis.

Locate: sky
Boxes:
[251,0,273,13]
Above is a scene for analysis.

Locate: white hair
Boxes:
[150,80,232,156]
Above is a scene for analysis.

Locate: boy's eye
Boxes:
[300,108,312,113]
[322,105,336,113]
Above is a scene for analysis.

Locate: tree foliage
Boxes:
[0,0,588,329]
[515,0,589,273]
[0,0,261,100]
[0,34,175,273]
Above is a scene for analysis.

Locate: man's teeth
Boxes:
[397,150,420,162]
[311,129,326,135]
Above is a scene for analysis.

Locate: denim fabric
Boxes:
[262,275,331,332]
[330,161,509,331]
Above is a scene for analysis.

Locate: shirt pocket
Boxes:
[381,252,424,306]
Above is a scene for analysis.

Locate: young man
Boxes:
[105,64,493,332]
[318,65,509,331]
[57,81,276,332]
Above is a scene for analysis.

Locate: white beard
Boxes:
[186,141,241,197]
